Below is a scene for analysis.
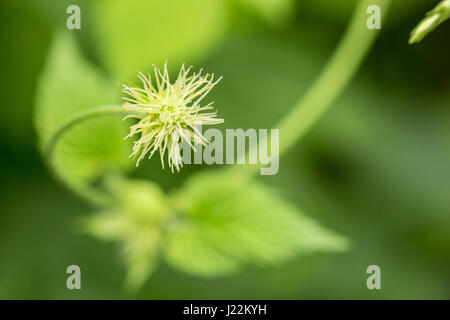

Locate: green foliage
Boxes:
[34,31,131,186]
[82,171,348,288]
[165,171,349,276]
[91,0,227,79]
[33,28,350,290]
[301,0,430,24]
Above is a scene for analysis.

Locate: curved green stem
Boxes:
[44,105,125,161]
[44,105,125,206]
[234,0,391,177]
[278,0,390,155]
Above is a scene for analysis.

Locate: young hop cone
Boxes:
[122,62,223,171]
[409,0,450,44]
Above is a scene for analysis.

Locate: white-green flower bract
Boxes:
[122,63,223,171]
[409,0,450,44]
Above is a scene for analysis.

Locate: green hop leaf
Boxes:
[165,171,350,276]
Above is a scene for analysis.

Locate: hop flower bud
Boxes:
[122,62,223,171]
[409,0,450,44]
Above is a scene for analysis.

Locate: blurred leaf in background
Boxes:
[91,0,228,80]
[236,0,296,26]
[34,31,131,186]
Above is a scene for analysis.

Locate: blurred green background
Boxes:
[1,0,449,299]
